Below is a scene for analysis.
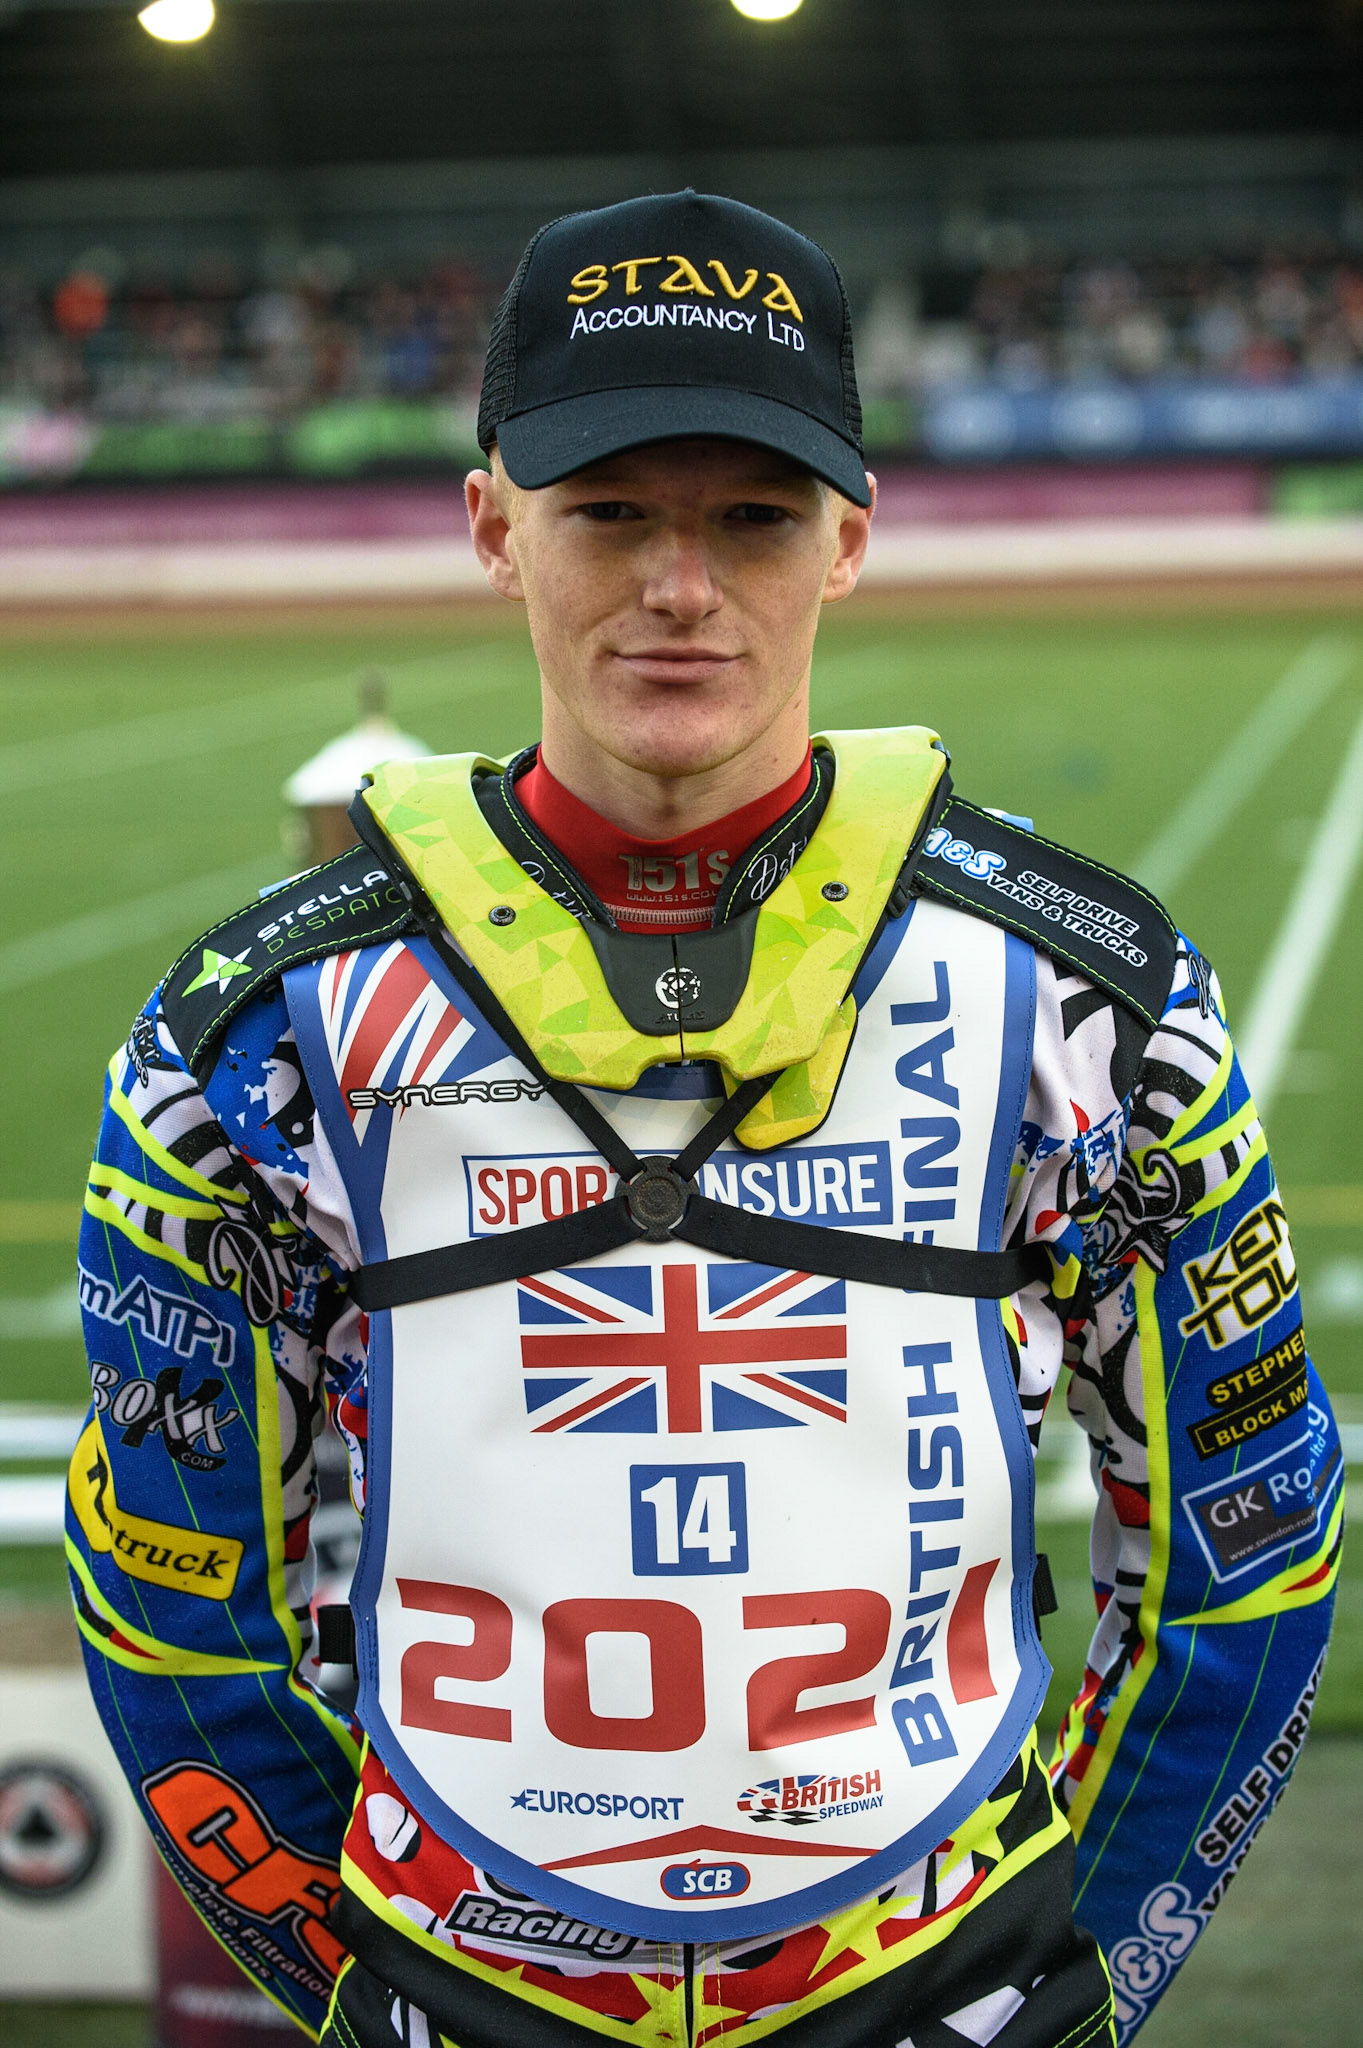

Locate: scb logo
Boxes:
[660,1860,751,1899]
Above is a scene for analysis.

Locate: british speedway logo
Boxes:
[517,1262,848,1434]
[737,1769,884,1828]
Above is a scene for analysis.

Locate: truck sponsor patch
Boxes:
[68,1418,243,1600]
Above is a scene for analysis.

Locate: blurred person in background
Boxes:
[66,191,1339,2048]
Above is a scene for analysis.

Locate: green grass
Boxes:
[1,600,1360,2038]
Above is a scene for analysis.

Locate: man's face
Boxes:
[466,438,872,785]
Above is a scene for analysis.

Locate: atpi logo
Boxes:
[737,1769,883,1828]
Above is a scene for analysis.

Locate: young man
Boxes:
[69,193,1338,2048]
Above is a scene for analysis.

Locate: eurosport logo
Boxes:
[465,1142,892,1235]
[510,1786,684,1821]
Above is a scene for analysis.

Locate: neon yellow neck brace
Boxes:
[361,727,944,1148]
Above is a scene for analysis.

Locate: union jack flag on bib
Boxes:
[517,1262,848,1435]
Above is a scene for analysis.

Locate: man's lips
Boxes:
[611,649,739,683]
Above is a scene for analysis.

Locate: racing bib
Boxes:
[287,898,1047,1939]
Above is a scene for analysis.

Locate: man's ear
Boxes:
[465,465,526,602]
[820,471,876,606]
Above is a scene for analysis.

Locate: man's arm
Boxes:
[1042,939,1339,2040]
[67,990,366,2038]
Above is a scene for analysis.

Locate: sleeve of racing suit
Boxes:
[66,987,367,2038]
[1042,936,1340,2040]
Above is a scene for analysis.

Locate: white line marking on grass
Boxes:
[0,858,274,995]
[0,1475,65,1544]
[1240,698,1363,1118]
[0,1407,84,1456]
[0,641,509,796]
[1132,636,1353,898]
[0,1286,81,1341]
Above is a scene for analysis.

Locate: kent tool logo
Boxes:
[1179,1198,1297,1347]
[517,1261,848,1434]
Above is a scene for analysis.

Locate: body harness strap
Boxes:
[345,797,1051,1315]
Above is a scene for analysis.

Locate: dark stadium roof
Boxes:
[1,0,1361,183]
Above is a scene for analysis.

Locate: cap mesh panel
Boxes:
[825,248,864,454]
[477,213,574,452]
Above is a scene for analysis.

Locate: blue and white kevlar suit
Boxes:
[67,729,1339,2048]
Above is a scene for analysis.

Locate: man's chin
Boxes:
[605,728,748,783]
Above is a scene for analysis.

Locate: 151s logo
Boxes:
[143,1762,343,1984]
[1179,1198,1297,1347]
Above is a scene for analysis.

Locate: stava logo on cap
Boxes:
[478,188,871,508]
[565,256,803,319]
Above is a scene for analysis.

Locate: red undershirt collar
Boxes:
[515,748,814,933]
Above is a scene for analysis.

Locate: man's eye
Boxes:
[729,503,790,525]
[581,501,636,522]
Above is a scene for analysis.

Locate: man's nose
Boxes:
[640,531,722,622]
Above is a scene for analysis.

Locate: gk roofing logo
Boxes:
[1180,1425,1342,1581]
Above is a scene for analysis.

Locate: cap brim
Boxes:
[495,386,871,507]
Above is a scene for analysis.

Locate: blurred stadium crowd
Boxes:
[0,250,496,421]
[5,241,1363,426]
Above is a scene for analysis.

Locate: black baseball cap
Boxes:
[477,190,870,507]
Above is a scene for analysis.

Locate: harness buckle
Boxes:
[627,1156,695,1242]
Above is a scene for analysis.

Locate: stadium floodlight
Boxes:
[731,0,803,18]
[137,0,215,41]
